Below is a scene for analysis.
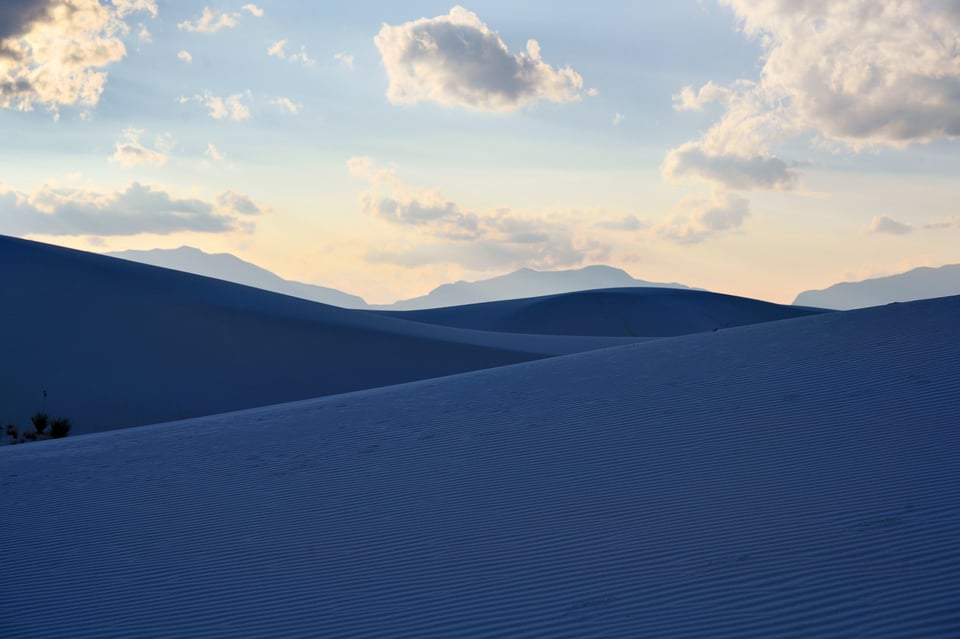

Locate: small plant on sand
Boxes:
[50,417,71,439]
[31,412,49,435]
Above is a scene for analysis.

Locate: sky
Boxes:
[1,0,959,304]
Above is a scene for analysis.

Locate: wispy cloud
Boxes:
[867,215,912,236]
[657,190,751,244]
[348,157,608,269]
[108,127,171,167]
[205,143,227,162]
[333,52,355,69]
[178,7,238,33]
[178,91,251,121]
[267,40,314,66]
[241,4,264,18]
[177,50,192,64]
[271,97,301,115]
[374,6,586,111]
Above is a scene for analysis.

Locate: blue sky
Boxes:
[2,0,959,303]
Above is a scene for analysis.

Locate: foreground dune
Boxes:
[2,294,957,637]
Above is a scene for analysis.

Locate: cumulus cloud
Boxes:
[658,191,751,244]
[666,1,960,193]
[867,215,912,235]
[108,127,171,167]
[177,50,192,64]
[334,52,354,69]
[0,0,157,115]
[348,157,607,269]
[718,0,960,148]
[663,142,798,191]
[374,6,586,111]
[0,181,264,237]
[177,7,238,33]
[178,91,251,121]
[672,81,736,112]
[241,4,263,17]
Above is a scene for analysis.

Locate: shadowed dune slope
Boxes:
[379,287,829,336]
[0,236,646,434]
[2,295,959,637]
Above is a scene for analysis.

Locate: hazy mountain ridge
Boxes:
[374,264,693,310]
[106,247,695,310]
[794,263,960,309]
[107,246,369,309]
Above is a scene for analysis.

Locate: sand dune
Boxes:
[2,294,958,637]
[380,287,827,336]
[0,236,644,434]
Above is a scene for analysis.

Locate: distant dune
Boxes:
[378,264,692,310]
[3,294,958,637]
[380,287,827,336]
[0,236,645,435]
[794,263,960,309]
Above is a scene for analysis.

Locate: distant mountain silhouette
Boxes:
[108,246,368,309]
[376,265,692,310]
[794,264,960,309]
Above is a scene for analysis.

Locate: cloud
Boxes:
[924,217,960,230]
[267,39,286,58]
[205,143,226,161]
[716,0,960,148]
[271,97,301,115]
[177,50,192,64]
[0,0,156,115]
[867,215,912,236]
[112,0,158,18]
[268,39,314,66]
[0,181,264,237]
[178,91,251,121]
[136,22,150,42]
[663,141,798,191]
[349,157,607,269]
[178,7,238,33]
[334,52,354,69]
[241,4,263,17]
[612,112,624,126]
[658,190,751,244]
[595,214,649,231]
[665,1,960,194]
[672,81,735,112]
[108,127,170,167]
[374,6,586,111]
[216,190,266,216]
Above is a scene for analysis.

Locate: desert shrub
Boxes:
[50,417,71,439]
[31,412,48,434]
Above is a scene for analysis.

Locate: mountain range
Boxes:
[794,263,960,309]
[111,246,960,311]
